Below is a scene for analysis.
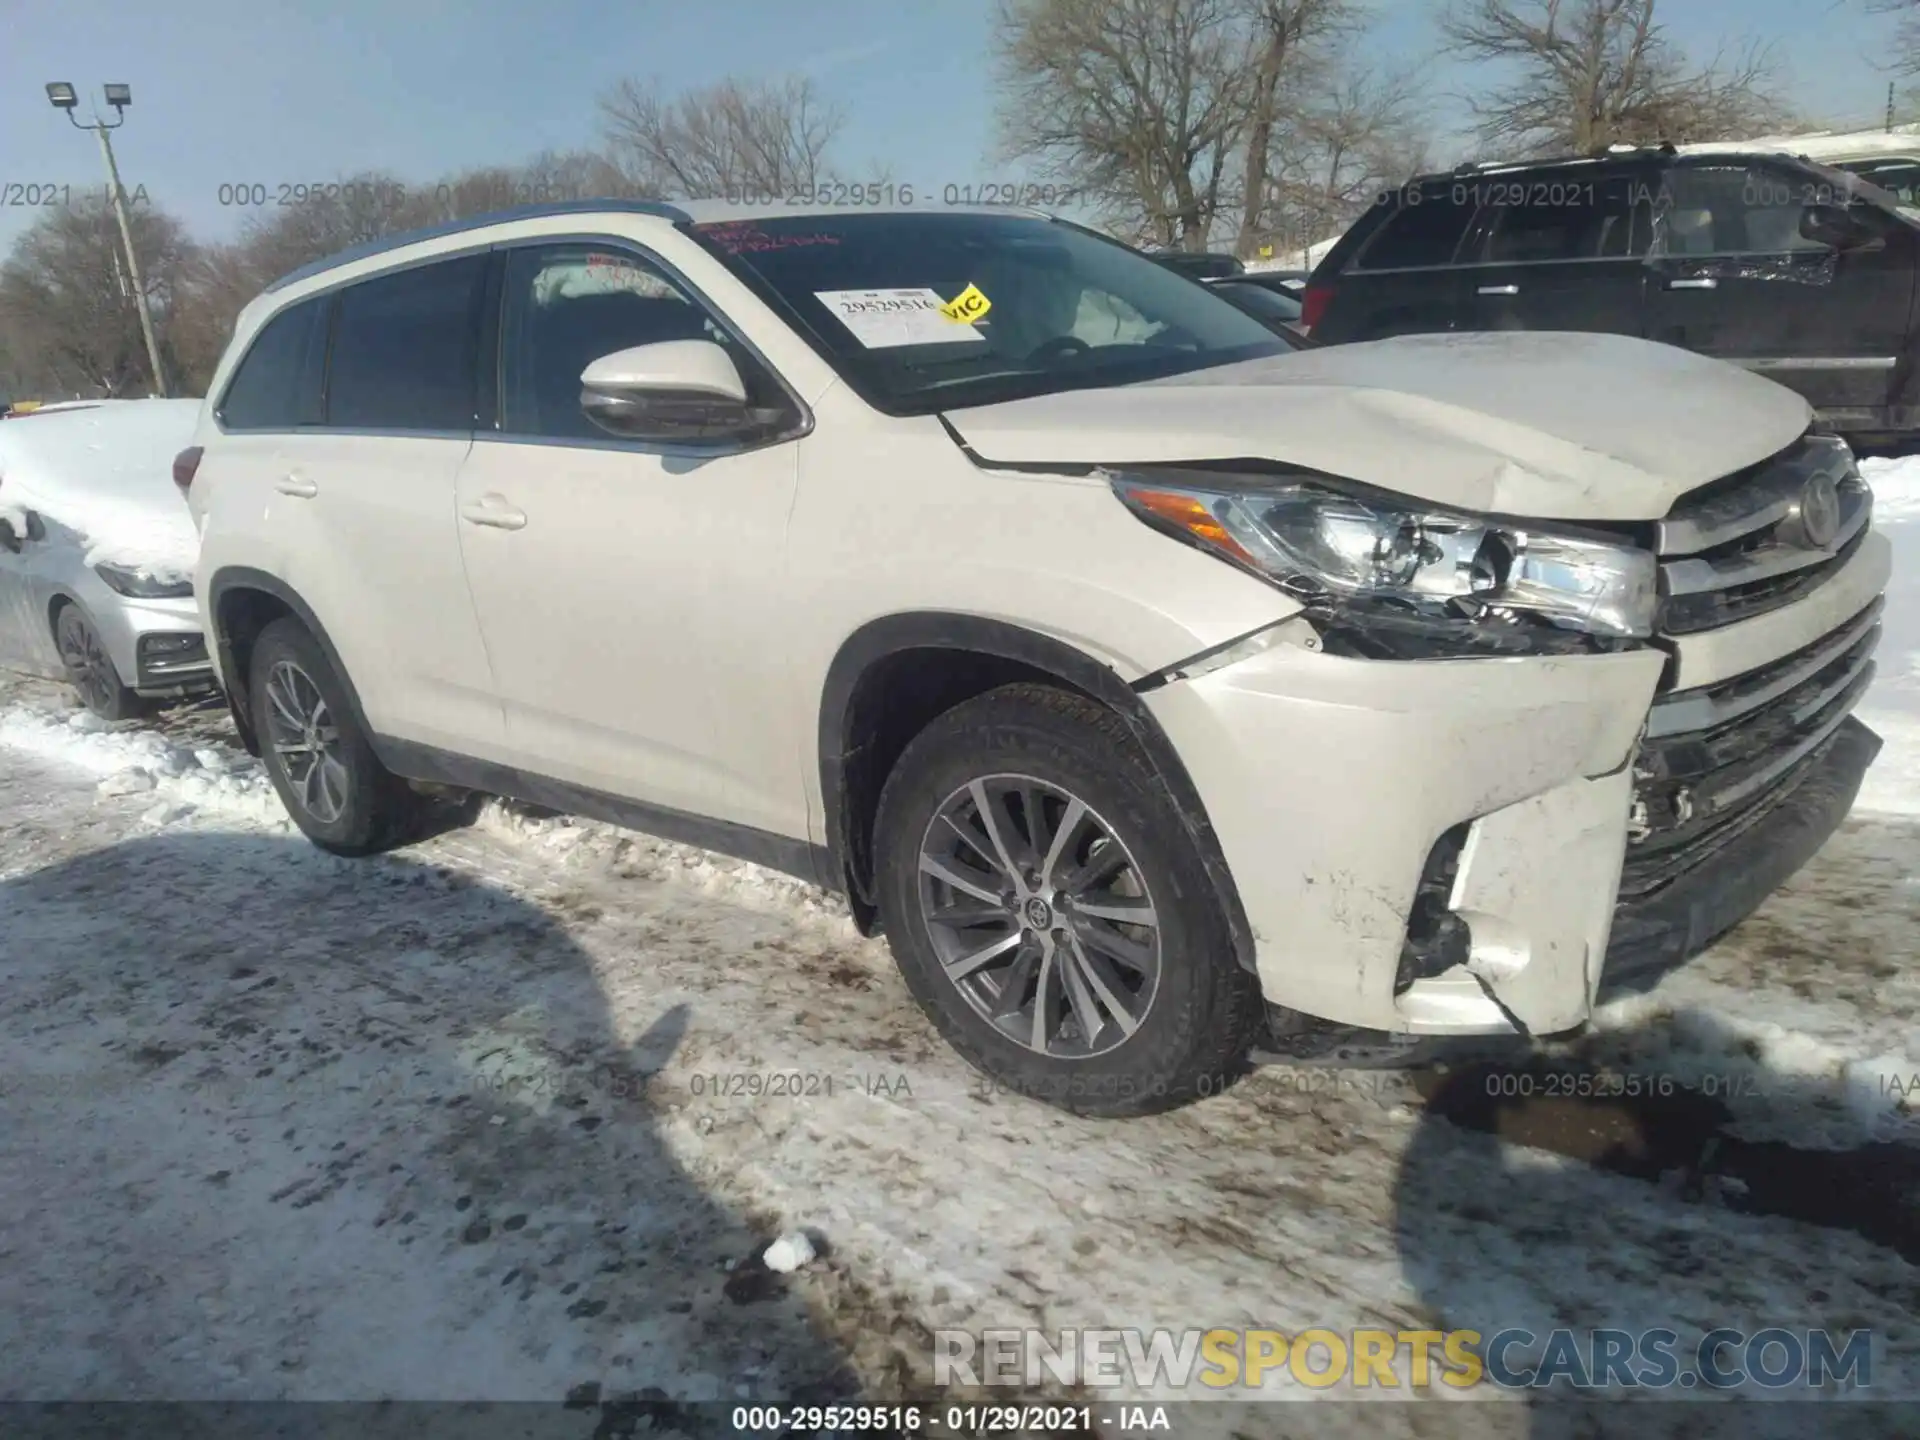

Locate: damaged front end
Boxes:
[1118,433,1888,1045]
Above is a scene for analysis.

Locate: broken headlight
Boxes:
[1110,471,1657,650]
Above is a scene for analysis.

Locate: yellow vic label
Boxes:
[939,283,992,323]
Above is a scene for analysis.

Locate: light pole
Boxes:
[45,81,169,398]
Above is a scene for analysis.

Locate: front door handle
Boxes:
[1666,277,1719,290]
[1477,284,1520,296]
[460,495,528,531]
[275,475,317,498]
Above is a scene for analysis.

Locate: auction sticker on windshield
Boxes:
[939,283,993,324]
[815,288,987,348]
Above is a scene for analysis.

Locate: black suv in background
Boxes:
[1304,148,1920,442]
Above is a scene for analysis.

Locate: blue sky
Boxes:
[0,0,1907,256]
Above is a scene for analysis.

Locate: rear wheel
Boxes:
[874,683,1262,1117]
[55,604,141,721]
[250,617,421,855]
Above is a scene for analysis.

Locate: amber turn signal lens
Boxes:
[1122,487,1259,566]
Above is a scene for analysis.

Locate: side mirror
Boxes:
[579,340,779,444]
[1800,203,1879,253]
[0,517,18,554]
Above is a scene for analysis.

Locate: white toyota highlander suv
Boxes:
[182,200,1889,1115]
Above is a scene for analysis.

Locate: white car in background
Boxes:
[1683,125,1920,208]
[184,201,1887,1114]
[0,399,215,718]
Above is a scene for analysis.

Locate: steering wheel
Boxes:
[1025,335,1093,366]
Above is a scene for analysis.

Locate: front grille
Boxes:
[1623,599,1881,899]
[1655,436,1872,635]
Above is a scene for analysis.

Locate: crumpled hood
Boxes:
[942,331,1813,521]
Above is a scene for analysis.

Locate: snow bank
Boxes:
[0,706,288,832]
[1856,454,1920,815]
[0,693,852,928]
[0,399,203,582]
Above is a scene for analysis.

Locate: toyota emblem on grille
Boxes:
[1791,472,1843,550]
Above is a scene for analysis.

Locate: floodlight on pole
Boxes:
[43,82,168,398]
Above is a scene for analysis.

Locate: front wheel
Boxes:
[56,603,142,721]
[250,617,422,855]
[873,683,1262,1117]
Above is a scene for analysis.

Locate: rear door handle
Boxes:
[1666,277,1718,290]
[275,475,317,498]
[1476,284,1519,296]
[459,495,528,531]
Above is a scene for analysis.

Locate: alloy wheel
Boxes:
[57,609,120,716]
[916,773,1162,1058]
[263,659,350,825]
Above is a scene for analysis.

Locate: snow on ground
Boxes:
[1856,454,1920,818]
[1,670,1918,1429]
[0,398,201,581]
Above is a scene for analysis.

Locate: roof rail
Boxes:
[1440,141,1678,177]
[261,198,690,294]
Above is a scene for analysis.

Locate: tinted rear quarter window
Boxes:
[326,255,488,430]
[1353,192,1475,270]
[219,297,328,429]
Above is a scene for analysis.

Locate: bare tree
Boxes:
[1259,65,1430,259]
[599,76,844,198]
[1867,0,1920,79]
[1444,0,1791,155]
[0,197,197,397]
[995,0,1414,253]
[995,0,1257,249]
[1235,0,1366,253]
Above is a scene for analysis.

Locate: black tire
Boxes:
[873,682,1262,1117]
[249,617,421,856]
[55,603,143,721]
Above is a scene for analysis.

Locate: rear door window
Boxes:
[218,296,329,430]
[1353,190,1476,270]
[1475,176,1644,263]
[325,254,488,431]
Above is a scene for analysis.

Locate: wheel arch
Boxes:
[206,567,375,760]
[817,611,1256,972]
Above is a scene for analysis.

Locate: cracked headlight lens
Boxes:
[1110,472,1657,640]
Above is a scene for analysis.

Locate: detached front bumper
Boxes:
[1144,619,1666,1035]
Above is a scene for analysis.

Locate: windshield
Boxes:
[689,212,1288,415]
